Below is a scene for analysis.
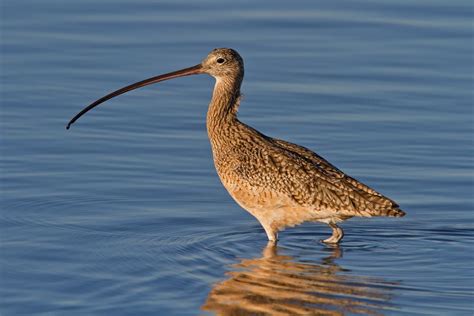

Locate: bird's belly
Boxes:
[220,178,334,230]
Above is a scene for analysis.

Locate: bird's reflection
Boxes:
[202,242,395,315]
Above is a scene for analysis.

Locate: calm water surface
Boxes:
[1,0,473,315]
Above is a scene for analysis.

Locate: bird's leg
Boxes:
[262,225,278,242]
[322,223,344,244]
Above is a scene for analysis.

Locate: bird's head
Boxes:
[201,48,244,79]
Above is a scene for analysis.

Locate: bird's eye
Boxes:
[216,58,225,64]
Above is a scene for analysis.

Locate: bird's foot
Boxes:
[321,236,341,244]
[321,224,344,244]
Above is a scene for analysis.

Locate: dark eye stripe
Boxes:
[216,58,225,64]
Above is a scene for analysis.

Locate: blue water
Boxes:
[1,0,473,315]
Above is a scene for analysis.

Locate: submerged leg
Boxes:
[322,223,344,244]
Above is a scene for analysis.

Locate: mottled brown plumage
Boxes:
[67,47,405,244]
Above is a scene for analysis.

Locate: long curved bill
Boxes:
[66,64,203,129]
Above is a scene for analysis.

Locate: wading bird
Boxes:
[67,48,405,244]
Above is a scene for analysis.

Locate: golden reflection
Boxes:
[202,242,395,315]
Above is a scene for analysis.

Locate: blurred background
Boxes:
[1,0,473,315]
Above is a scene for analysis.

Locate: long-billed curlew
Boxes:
[67,48,405,244]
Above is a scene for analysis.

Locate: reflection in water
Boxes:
[202,243,396,315]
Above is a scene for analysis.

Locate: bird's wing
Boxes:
[269,138,401,216]
[272,139,383,196]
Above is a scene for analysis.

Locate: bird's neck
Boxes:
[206,76,242,142]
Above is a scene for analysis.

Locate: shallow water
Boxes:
[1,0,473,315]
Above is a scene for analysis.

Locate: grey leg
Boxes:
[262,224,278,242]
[322,223,344,244]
